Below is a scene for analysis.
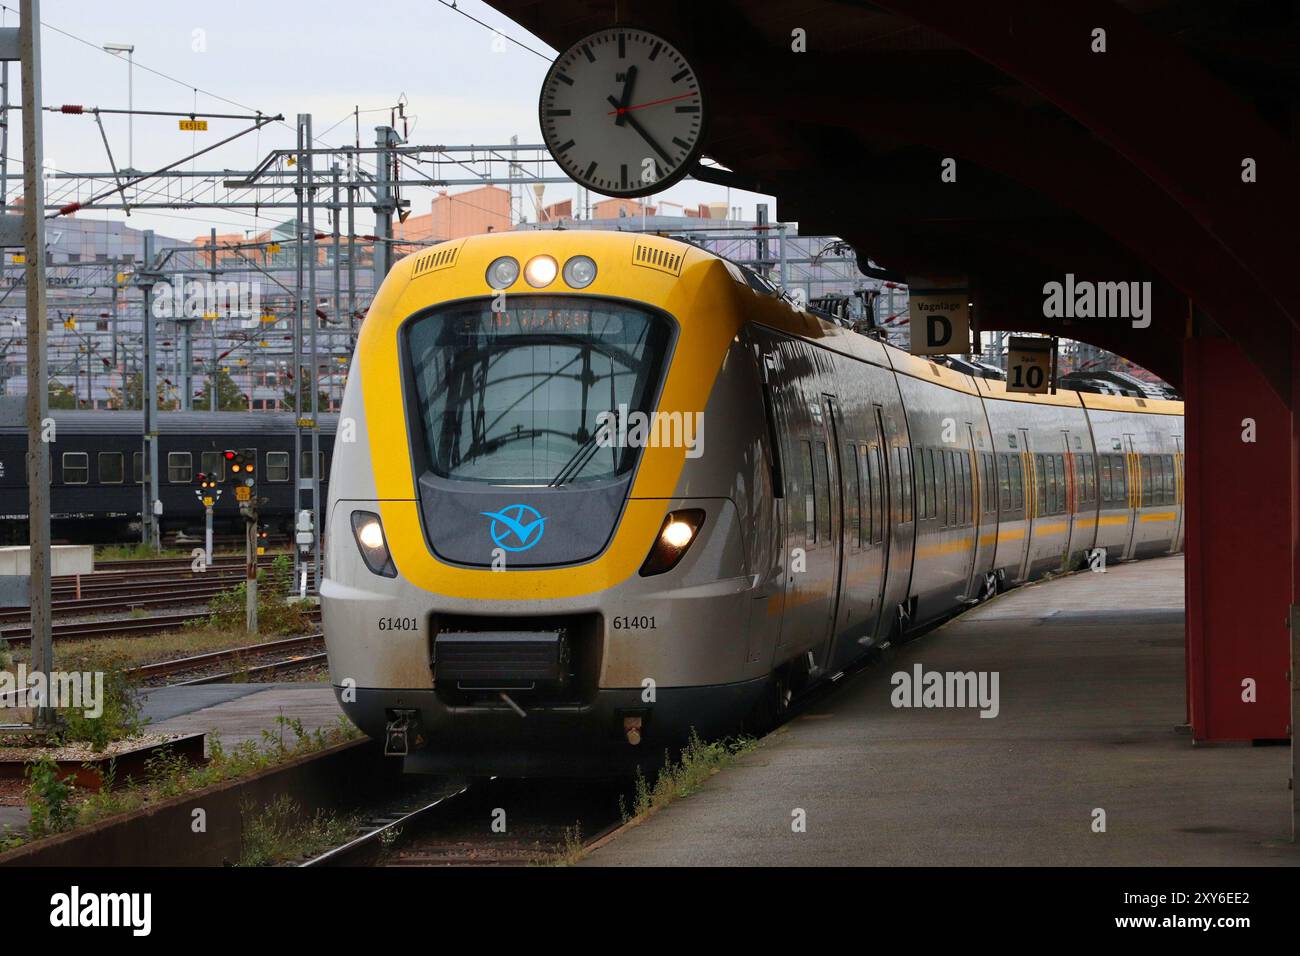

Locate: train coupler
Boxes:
[384,710,419,756]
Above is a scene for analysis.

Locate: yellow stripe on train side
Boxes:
[1138,511,1177,523]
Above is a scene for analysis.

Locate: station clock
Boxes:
[539,27,706,199]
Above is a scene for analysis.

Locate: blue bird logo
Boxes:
[481,504,546,552]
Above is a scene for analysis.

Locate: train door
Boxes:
[1122,433,1139,558]
[815,395,847,674]
[1172,435,1184,551]
[867,407,892,636]
[1061,431,1077,561]
[1017,427,1035,581]
[961,424,981,601]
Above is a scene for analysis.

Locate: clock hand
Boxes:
[606,91,699,115]
[617,106,673,166]
[614,64,637,127]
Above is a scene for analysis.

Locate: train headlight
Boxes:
[485,256,520,289]
[351,510,397,578]
[562,255,597,289]
[639,509,706,577]
[524,255,558,288]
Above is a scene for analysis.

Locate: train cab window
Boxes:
[200,451,225,483]
[815,442,831,542]
[267,451,290,483]
[61,452,88,484]
[801,440,816,543]
[847,444,862,548]
[896,447,913,523]
[167,452,192,484]
[98,452,124,484]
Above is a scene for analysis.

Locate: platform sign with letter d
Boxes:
[908,294,971,355]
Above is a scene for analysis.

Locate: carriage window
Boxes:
[98,452,123,484]
[133,451,147,483]
[1034,455,1047,515]
[869,445,885,544]
[1112,455,1127,504]
[996,454,1009,512]
[983,453,996,514]
[896,447,913,523]
[1140,455,1152,506]
[801,440,815,543]
[201,451,225,483]
[847,444,862,548]
[815,441,831,542]
[267,451,290,483]
[1009,455,1023,510]
[167,452,192,484]
[62,452,88,484]
[1100,455,1112,502]
[1165,454,1176,503]
[1083,455,1096,504]
[1054,455,1066,513]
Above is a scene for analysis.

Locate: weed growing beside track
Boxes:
[4,714,362,851]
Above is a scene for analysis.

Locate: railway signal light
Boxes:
[223,449,255,481]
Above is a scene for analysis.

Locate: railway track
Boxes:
[0,607,321,645]
[0,579,243,625]
[302,776,628,867]
[125,634,330,686]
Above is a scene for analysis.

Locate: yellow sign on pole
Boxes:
[179,119,209,132]
[202,496,214,507]
[235,486,251,502]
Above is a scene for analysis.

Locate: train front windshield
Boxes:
[406,295,674,485]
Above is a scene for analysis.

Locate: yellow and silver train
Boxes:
[321,230,1184,775]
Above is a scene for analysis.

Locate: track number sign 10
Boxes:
[1006,337,1053,394]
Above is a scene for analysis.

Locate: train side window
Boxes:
[1050,455,1060,515]
[1112,455,1126,503]
[1165,454,1176,504]
[801,440,816,544]
[299,450,325,480]
[847,444,862,548]
[939,450,951,526]
[995,454,1007,512]
[1083,455,1096,504]
[957,452,968,525]
[132,451,148,483]
[98,452,124,484]
[62,452,88,484]
[1100,456,1112,502]
[167,452,192,484]
[870,445,885,544]
[1140,454,1152,506]
[759,383,785,498]
[896,447,913,523]
[1034,455,1047,515]
[815,441,831,542]
[983,453,996,515]
[201,450,225,483]
[267,451,291,483]
[918,448,931,520]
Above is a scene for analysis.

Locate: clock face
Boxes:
[539,28,705,199]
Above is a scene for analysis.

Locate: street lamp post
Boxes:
[101,42,133,172]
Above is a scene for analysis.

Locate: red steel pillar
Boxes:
[1184,337,1290,741]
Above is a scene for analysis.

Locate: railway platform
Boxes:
[141,683,343,751]
[585,556,1300,867]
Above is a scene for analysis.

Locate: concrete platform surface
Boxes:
[586,556,1300,866]
[142,683,344,753]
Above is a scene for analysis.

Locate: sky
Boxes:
[4,0,777,241]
